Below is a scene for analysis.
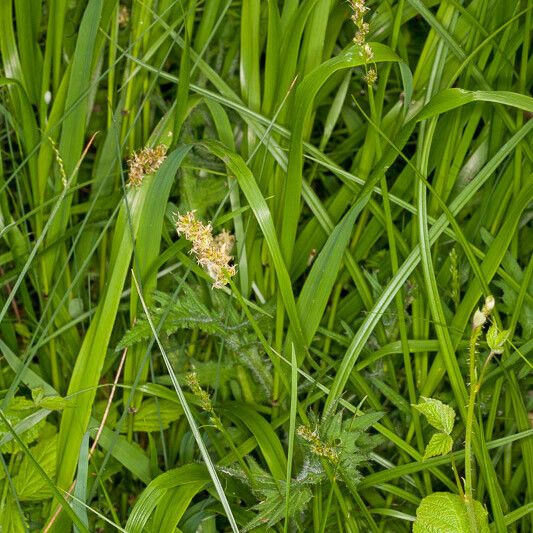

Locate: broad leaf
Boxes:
[132,399,182,433]
[0,397,46,453]
[413,397,455,435]
[32,388,73,411]
[413,492,489,533]
[423,433,453,460]
[13,435,57,500]
[486,324,510,355]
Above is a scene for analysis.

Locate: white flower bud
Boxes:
[472,309,486,329]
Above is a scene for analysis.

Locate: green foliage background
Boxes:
[0,0,531,531]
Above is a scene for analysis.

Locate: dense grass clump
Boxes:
[0,1,532,531]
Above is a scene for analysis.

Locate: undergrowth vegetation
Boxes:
[0,0,532,531]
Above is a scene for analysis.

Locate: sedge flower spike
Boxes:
[363,67,378,85]
[127,144,167,187]
[297,425,339,464]
[118,4,130,28]
[176,211,236,289]
[185,372,213,413]
[349,0,377,86]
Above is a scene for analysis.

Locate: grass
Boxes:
[0,0,532,531]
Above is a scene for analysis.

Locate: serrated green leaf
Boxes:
[116,298,222,349]
[486,324,510,354]
[37,397,72,410]
[423,432,453,460]
[3,397,34,412]
[413,492,489,533]
[32,387,73,410]
[412,397,455,435]
[117,287,244,349]
[132,399,182,433]
[0,397,46,453]
[243,481,312,532]
[0,497,27,533]
[231,458,314,533]
[13,435,57,500]
[117,287,273,395]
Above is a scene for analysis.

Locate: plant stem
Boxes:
[451,456,464,498]
[464,323,482,500]
[464,326,498,530]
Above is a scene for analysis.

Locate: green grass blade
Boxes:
[325,119,533,411]
[131,273,240,533]
[52,147,190,524]
[73,432,90,532]
[126,464,209,533]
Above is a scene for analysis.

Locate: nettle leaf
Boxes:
[412,397,455,435]
[423,432,453,460]
[229,459,314,532]
[131,398,182,432]
[0,496,27,532]
[12,435,57,500]
[116,286,273,396]
[243,481,312,532]
[0,397,46,453]
[32,387,74,410]
[220,456,317,531]
[414,492,489,533]
[299,409,382,488]
[486,324,511,354]
[116,289,225,349]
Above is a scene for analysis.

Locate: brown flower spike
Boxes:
[127,144,167,187]
[176,211,236,289]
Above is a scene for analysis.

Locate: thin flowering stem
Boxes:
[185,372,252,481]
[464,296,495,532]
[349,0,377,85]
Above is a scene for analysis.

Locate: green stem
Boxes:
[213,414,252,481]
[464,328,497,530]
[464,324,481,500]
[318,479,336,533]
[477,351,496,390]
[451,456,464,498]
